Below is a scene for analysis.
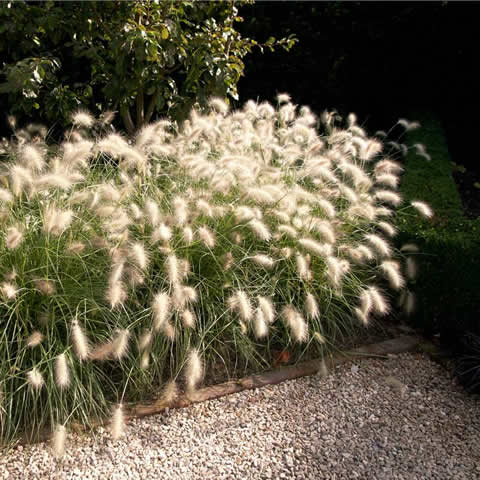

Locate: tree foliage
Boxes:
[0,0,296,134]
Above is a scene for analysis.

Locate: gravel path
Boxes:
[1,352,479,480]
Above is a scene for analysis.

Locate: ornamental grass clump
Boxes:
[0,95,431,446]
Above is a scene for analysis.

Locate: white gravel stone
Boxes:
[1,353,480,479]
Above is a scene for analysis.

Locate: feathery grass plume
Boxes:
[380,261,405,290]
[375,206,393,218]
[295,253,311,280]
[247,219,271,241]
[397,118,420,131]
[368,286,389,315]
[66,241,85,254]
[110,403,125,440]
[411,201,433,218]
[198,225,216,248]
[277,93,291,104]
[196,199,213,217]
[257,296,275,324]
[173,196,188,225]
[34,278,56,296]
[0,188,13,203]
[140,350,150,369]
[160,380,178,405]
[232,232,243,244]
[313,331,326,344]
[375,173,399,189]
[71,318,89,361]
[152,223,172,243]
[312,221,336,244]
[272,210,290,223]
[51,424,67,459]
[406,257,417,280]
[152,292,171,332]
[185,348,204,393]
[281,305,308,343]
[55,353,70,389]
[277,224,298,239]
[43,205,74,236]
[223,252,234,270]
[166,254,179,285]
[305,293,320,319]
[298,238,332,257]
[130,242,148,271]
[326,256,344,288]
[26,331,44,348]
[253,308,269,339]
[145,199,161,227]
[89,340,115,361]
[364,234,391,257]
[106,281,127,309]
[111,329,130,360]
[227,290,253,322]
[182,309,196,329]
[20,144,45,171]
[414,143,431,161]
[377,221,397,237]
[10,165,33,197]
[359,289,373,315]
[400,243,419,253]
[374,190,402,206]
[138,329,153,351]
[354,307,369,326]
[72,110,94,128]
[251,254,275,269]
[182,226,194,245]
[0,282,18,301]
[27,367,44,390]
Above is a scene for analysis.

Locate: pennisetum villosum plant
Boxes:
[0,95,432,449]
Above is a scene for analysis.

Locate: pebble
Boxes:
[1,353,479,479]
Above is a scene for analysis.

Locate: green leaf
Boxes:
[474,182,480,189]
[161,27,169,40]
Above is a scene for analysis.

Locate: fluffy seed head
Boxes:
[34,279,56,296]
[72,110,94,128]
[247,219,271,241]
[71,318,89,361]
[406,257,417,280]
[380,261,405,290]
[26,331,44,348]
[364,234,391,257]
[110,403,125,440]
[281,305,308,343]
[411,201,433,218]
[368,286,390,315]
[185,348,204,392]
[227,290,253,322]
[258,296,275,324]
[0,282,18,300]
[152,292,171,332]
[253,308,269,339]
[52,424,67,458]
[55,353,70,389]
[130,242,148,270]
[181,309,196,329]
[138,330,153,351]
[251,254,275,269]
[6,226,24,249]
[166,254,179,285]
[27,367,44,390]
[111,329,130,360]
[305,293,320,319]
[198,226,216,248]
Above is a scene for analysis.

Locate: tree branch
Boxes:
[136,88,144,129]
[120,104,135,136]
[145,89,160,124]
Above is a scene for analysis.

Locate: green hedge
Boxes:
[396,111,480,339]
